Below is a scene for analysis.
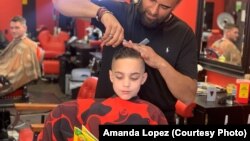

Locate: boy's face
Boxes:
[109,58,147,100]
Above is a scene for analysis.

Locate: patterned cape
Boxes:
[0,37,43,95]
[38,96,167,141]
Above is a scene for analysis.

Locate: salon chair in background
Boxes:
[207,29,222,48]
[205,48,219,60]
[0,30,9,50]
[175,100,196,125]
[37,29,70,80]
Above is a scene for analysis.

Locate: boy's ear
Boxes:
[141,72,148,85]
[109,70,113,83]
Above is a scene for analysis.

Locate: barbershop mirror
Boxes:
[196,0,250,76]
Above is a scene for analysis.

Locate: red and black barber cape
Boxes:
[38,96,167,141]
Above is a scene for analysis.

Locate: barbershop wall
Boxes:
[37,0,90,38]
[0,0,22,41]
[206,0,225,29]
[36,0,55,33]
[173,0,198,32]
[207,71,236,87]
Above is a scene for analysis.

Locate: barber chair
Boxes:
[37,30,69,58]
[0,30,9,50]
[175,100,196,125]
[37,30,70,79]
[66,68,91,98]
[205,48,219,59]
[207,29,222,48]
[77,76,98,99]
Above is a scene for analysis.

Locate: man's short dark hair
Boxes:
[224,23,238,30]
[10,16,26,25]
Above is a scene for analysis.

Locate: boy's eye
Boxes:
[115,74,123,80]
[114,73,141,81]
[130,77,139,81]
[130,74,140,81]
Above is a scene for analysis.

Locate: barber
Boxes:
[52,0,197,124]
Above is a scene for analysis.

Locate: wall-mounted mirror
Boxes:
[196,0,250,76]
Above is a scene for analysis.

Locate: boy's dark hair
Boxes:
[112,47,145,70]
[113,47,141,60]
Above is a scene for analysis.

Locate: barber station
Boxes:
[1,0,250,141]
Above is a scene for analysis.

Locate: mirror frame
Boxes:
[196,0,250,77]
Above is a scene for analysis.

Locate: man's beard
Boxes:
[137,2,169,29]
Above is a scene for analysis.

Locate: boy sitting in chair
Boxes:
[38,47,167,140]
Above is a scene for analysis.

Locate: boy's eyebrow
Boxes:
[130,72,141,76]
[114,71,122,74]
[114,72,141,75]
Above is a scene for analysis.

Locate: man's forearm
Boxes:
[158,59,197,104]
[52,0,99,19]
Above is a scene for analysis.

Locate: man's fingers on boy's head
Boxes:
[102,26,112,40]
[131,44,142,53]
[122,40,133,48]
[112,34,124,47]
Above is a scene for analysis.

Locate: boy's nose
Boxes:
[123,78,130,87]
